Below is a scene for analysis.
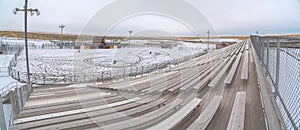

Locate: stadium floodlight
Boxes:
[13,8,19,15]
[13,0,40,83]
[30,11,34,16]
[36,10,40,16]
[59,24,66,35]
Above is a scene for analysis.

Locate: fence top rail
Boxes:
[250,35,300,41]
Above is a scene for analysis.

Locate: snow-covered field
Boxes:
[11,42,208,84]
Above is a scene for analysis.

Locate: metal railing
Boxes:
[0,82,19,98]
[250,35,300,130]
[0,82,32,130]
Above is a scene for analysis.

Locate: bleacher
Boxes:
[9,41,257,130]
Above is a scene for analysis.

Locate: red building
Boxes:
[216,43,229,49]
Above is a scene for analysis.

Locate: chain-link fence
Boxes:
[250,35,300,130]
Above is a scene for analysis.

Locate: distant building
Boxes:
[93,36,106,49]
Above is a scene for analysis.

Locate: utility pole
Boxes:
[59,24,66,35]
[128,31,133,44]
[13,0,40,83]
[207,30,210,52]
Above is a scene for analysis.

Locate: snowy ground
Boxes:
[12,42,208,84]
[0,55,12,77]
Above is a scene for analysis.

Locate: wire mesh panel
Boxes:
[250,35,300,130]
[268,47,277,84]
[278,48,300,130]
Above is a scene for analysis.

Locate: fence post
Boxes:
[9,90,17,119]
[123,69,126,79]
[266,39,269,74]
[43,74,45,84]
[275,38,280,92]
[8,66,11,76]
[22,85,27,105]
[0,94,7,130]
[141,66,144,76]
[16,87,22,113]
[101,72,104,82]
[110,71,112,80]
[27,82,32,96]
[17,71,20,81]
[135,67,137,77]
[262,38,265,63]
[20,86,24,107]
[259,37,262,59]
[130,68,132,76]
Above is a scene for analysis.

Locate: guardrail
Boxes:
[0,82,19,99]
[0,82,20,130]
[0,82,32,130]
[250,35,300,130]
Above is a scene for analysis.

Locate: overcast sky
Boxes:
[0,0,300,36]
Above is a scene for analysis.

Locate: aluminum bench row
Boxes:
[226,91,246,130]
[187,95,223,130]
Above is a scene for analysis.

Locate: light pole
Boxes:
[207,30,210,52]
[59,24,66,35]
[128,31,133,44]
[13,0,40,83]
